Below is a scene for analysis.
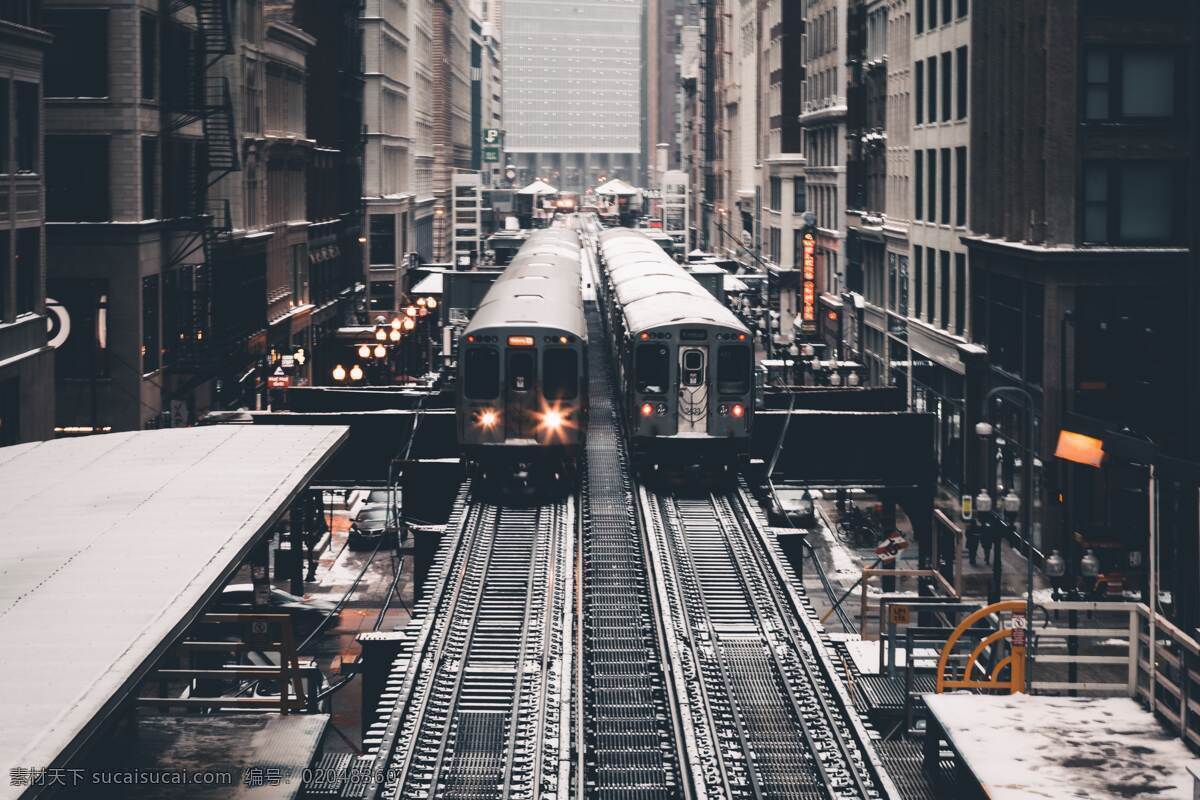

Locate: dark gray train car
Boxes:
[598,228,753,472]
[457,229,588,484]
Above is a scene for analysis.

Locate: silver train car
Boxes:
[457,228,588,484]
[597,228,753,471]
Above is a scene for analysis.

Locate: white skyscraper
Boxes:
[502,0,643,191]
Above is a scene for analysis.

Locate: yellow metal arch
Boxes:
[935,600,1028,694]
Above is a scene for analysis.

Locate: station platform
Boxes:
[923,693,1200,799]
[0,425,348,800]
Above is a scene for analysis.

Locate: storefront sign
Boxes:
[801,232,816,333]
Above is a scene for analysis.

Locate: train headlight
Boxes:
[543,409,564,430]
[640,402,654,417]
[731,403,745,418]
[479,409,499,428]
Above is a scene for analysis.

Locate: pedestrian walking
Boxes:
[966,524,981,566]
[980,522,995,565]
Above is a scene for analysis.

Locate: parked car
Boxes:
[348,506,397,551]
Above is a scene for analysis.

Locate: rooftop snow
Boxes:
[926,693,1200,799]
[0,425,348,798]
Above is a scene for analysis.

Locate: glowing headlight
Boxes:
[543,409,564,430]
[479,410,498,428]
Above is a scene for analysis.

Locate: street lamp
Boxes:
[403,317,416,332]
[975,488,994,514]
[332,364,347,382]
[375,327,388,342]
[389,329,402,342]
[358,344,371,359]
[373,344,387,359]
[349,364,364,382]
[976,385,1038,690]
[847,371,861,387]
[829,371,842,387]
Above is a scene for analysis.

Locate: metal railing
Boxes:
[1028,600,1200,750]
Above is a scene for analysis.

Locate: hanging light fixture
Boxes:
[349,364,364,381]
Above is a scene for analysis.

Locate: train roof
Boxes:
[463,231,587,339]
[599,229,748,335]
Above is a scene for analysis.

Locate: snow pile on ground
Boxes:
[926,693,1199,799]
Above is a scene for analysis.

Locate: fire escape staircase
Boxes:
[162,0,242,377]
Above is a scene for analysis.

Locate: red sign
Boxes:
[267,375,290,390]
[875,533,909,562]
[801,232,817,332]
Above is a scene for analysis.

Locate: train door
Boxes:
[505,349,538,439]
[677,346,708,434]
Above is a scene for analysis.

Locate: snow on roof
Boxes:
[594,178,638,196]
[517,179,558,195]
[409,271,443,296]
[0,425,349,796]
[925,693,1200,800]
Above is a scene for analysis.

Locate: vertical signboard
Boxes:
[801,231,817,334]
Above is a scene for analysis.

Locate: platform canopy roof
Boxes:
[517,179,558,195]
[0,425,348,799]
[595,178,638,196]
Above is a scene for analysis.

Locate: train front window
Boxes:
[636,343,669,393]
[543,349,578,400]
[717,346,750,395]
[509,351,534,391]
[463,347,499,399]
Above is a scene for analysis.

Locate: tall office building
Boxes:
[502,0,642,191]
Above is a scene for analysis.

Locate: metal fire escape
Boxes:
[162,0,240,374]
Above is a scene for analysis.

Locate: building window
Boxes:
[927,0,937,29]
[1083,161,1180,245]
[793,178,806,215]
[941,52,952,122]
[0,232,7,320]
[926,247,937,324]
[141,138,157,220]
[0,81,8,175]
[940,148,951,224]
[915,0,924,34]
[942,0,952,24]
[15,82,37,173]
[43,10,109,98]
[141,14,157,101]
[958,0,968,17]
[290,244,306,304]
[954,252,967,336]
[898,255,909,316]
[1085,50,1178,121]
[939,249,951,329]
[956,46,968,119]
[142,275,159,373]
[915,63,924,124]
[926,58,937,122]
[955,146,967,226]
[369,214,396,265]
[45,136,110,222]
[926,148,936,222]
[769,176,781,211]
[913,245,924,319]
[914,150,924,220]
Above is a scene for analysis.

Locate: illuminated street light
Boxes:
[403,317,416,332]
[358,344,371,359]
[349,364,364,381]
[389,329,402,342]
[375,328,387,341]
[373,344,387,359]
[332,364,347,382]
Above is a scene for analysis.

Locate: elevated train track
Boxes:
[356,221,896,800]
[362,488,574,799]
[640,485,898,799]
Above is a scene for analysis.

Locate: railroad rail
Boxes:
[362,486,574,799]
[639,484,898,800]
[579,246,685,798]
